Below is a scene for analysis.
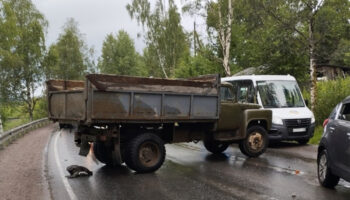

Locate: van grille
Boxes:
[284,118,311,128]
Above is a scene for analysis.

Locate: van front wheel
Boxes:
[239,126,268,157]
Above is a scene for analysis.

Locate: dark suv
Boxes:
[317,96,350,188]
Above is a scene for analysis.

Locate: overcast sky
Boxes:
[31,0,205,59]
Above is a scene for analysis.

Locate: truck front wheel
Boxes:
[203,138,229,154]
[239,126,268,157]
[124,133,166,173]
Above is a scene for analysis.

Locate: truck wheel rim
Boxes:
[248,132,264,152]
[139,142,160,167]
[318,153,327,182]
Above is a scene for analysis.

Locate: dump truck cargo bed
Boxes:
[47,74,221,125]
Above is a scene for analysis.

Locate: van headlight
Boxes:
[311,115,315,124]
[272,116,284,125]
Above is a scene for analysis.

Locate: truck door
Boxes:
[231,80,256,104]
[217,86,242,130]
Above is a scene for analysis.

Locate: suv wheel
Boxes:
[239,126,268,157]
[318,149,340,188]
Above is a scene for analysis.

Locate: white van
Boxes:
[222,75,315,144]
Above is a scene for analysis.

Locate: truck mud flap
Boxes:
[79,134,96,156]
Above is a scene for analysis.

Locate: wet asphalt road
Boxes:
[45,129,350,200]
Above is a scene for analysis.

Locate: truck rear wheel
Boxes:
[203,138,229,154]
[239,126,268,157]
[93,142,114,166]
[124,133,165,173]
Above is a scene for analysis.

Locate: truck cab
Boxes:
[222,75,315,144]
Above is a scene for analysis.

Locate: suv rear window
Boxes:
[340,103,350,121]
[329,103,341,120]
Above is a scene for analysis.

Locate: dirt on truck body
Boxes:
[47,74,272,173]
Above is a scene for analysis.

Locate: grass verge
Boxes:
[3,118,30,132]
[309,125,323,145]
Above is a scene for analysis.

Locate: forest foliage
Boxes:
[0,0,349,128]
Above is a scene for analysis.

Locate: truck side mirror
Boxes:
[227,98,234,102]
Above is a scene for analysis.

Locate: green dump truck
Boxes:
[47,74,272,173]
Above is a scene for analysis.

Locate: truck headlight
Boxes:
[272,116,284,125]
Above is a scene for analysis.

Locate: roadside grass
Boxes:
[1,98,47,132]
[3,118,30,131]
[309,125,323,145]
[2,104,30,132]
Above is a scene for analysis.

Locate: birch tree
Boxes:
[207,0,233,76]
[0,0,47,121]
[250,0,348,111]
[127,0,188,78]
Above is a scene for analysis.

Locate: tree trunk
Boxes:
[0,115,3,133]
[218,0,233,77]
[26,82,34,121]
[309,19,317,111]
[155,47,168,78]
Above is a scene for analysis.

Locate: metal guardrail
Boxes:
[0,118,51,149]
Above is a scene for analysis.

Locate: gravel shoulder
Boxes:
[0,124,55,200]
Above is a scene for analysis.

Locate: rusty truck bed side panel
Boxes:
[47,74,221,125]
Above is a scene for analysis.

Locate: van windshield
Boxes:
[257,80,305,108]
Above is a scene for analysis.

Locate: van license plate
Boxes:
[293,128,306,133]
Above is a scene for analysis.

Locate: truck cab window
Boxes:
[220,87,233,101]
[230,80,255,103]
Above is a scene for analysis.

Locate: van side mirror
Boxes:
[305,99,309,107]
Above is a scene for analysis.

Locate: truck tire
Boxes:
[239,126,268,157]
[124,133,165,173]
[203,138,229,154]
[93,142,114,166]
[59,123,65,129]
[317,149,340,188]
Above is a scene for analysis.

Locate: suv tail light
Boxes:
[323,118,329,128]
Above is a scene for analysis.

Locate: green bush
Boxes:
[33,97,48,120]
[304,77,350,126]
[309,126,324,145]
[315,77,350,125]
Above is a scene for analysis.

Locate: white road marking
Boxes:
[54,131,78,200]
